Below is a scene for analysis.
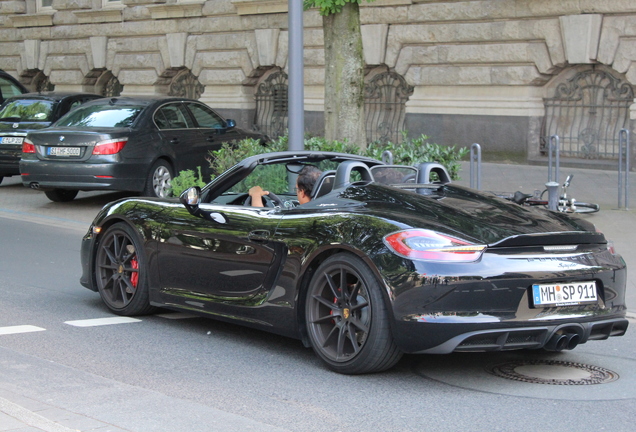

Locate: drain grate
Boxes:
[488,360,619,385]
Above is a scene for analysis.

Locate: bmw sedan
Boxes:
[20,96,264,201]
[79,151,628,374]
[0,92,101,184]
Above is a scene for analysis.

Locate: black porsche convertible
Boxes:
[80,151,628,374]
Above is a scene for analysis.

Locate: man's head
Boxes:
[296,165,322,205]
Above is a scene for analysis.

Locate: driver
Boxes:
[249,165,322,207]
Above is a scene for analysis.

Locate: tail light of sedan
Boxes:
[92,138,128,155]
[22,138,36,154]
[384,229,486,262]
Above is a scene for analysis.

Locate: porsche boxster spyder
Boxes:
[80,151,628,374]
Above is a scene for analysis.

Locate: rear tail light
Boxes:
[92,138,128,155]
[384,229,486,262]
[22,138,36,154]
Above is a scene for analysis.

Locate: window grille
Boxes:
[364,69,413,144]
[541,67,634,159]
[254,70,288,139]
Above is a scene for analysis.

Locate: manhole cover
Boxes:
[488,360,619,385]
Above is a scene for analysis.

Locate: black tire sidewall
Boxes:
[305,253,400,374]
[95,222,154,316]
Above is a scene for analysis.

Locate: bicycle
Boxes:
[496,174,600,214]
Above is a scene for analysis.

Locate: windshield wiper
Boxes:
[0,116,21,122]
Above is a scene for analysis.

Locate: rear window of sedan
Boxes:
[0,99,55,122]
[56,104,144,128]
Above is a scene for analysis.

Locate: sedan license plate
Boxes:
[48,146,81,157]
[532,282,597,307]
[0,137,23,145]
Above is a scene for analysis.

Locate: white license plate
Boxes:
[532,282,598,307]
[0,137,23,145]
[48,147,81,157]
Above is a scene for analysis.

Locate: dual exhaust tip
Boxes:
[545,332,581,351]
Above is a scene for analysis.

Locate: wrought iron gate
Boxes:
[364,69,414,144]
[541,68,634,159]
[254,70,288,139]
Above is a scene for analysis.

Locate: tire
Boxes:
[44,189,78,202]
[305,253,402,374]
[570,202,600,213]
[94,222,156,316]
[144,160,173,198]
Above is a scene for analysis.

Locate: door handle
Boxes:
[170,138,179,144]
[248,230,270,242]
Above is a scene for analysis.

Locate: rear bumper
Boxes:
[20,159,147,192]
[384,245,628,353]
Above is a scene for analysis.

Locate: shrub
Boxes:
[169,166,207,197]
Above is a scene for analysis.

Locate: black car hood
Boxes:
[0,121,52,133]
[338,183,600,246]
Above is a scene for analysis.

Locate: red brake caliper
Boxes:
[130,258,139,288]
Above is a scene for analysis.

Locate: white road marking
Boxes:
[64,317,141,327]
[0,325,46,335]
[156,312,198,320]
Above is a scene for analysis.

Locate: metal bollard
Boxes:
[470,143,482,190]
[382,150,393,165]
[548,135,560,185]
[618,129,630,209]
[546,181,559,211]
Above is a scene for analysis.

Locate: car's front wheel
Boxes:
[44,189,78,202]
[144,160,173,198]
[94,222,156,316]
[305,253,402,374]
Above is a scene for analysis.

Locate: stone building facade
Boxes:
[1,0,635,165]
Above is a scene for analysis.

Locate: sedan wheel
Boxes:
[144,161,173,198]
[305,253,402,374]
[95,223,155,316]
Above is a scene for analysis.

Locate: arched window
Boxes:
[20,69,54,93]
[83,69,123,97]
[155,67,205,99]
[253,68,288,139]
[364,67,413,144]
[541,66,634,159]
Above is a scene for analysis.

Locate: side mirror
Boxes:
[179,186,227,224]
[225,119,236,129]
[180,186,201,207]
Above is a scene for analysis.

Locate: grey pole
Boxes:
[288,0,304,151]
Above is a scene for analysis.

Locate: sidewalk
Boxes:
[1,161,635,431]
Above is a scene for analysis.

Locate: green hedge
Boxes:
[169,133,469,196]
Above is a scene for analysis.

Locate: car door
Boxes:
[155,203,284,304]
[183,102,241,177]
[154,102,204,173]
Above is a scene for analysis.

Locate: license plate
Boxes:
[532,282,598,307]
[48,146,81,157]
[0,137,23,145]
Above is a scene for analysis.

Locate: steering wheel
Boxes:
[243,191,284,208]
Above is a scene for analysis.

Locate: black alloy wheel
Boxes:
[94,222,155,316]
[44,189,78,202]
[305,253,402,374]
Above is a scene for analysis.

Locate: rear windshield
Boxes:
[56,104,144,128]
[0,99,55,122]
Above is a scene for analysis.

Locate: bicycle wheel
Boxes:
[571,202,600,213]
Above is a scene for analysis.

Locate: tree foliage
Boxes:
[304,0,376,16]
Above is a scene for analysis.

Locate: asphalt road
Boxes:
[1,170,636,431]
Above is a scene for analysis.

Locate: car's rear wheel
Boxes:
[94,222,155,316]
[305,253,402,374]
[144,160,173,198]
[44,189,78,202]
